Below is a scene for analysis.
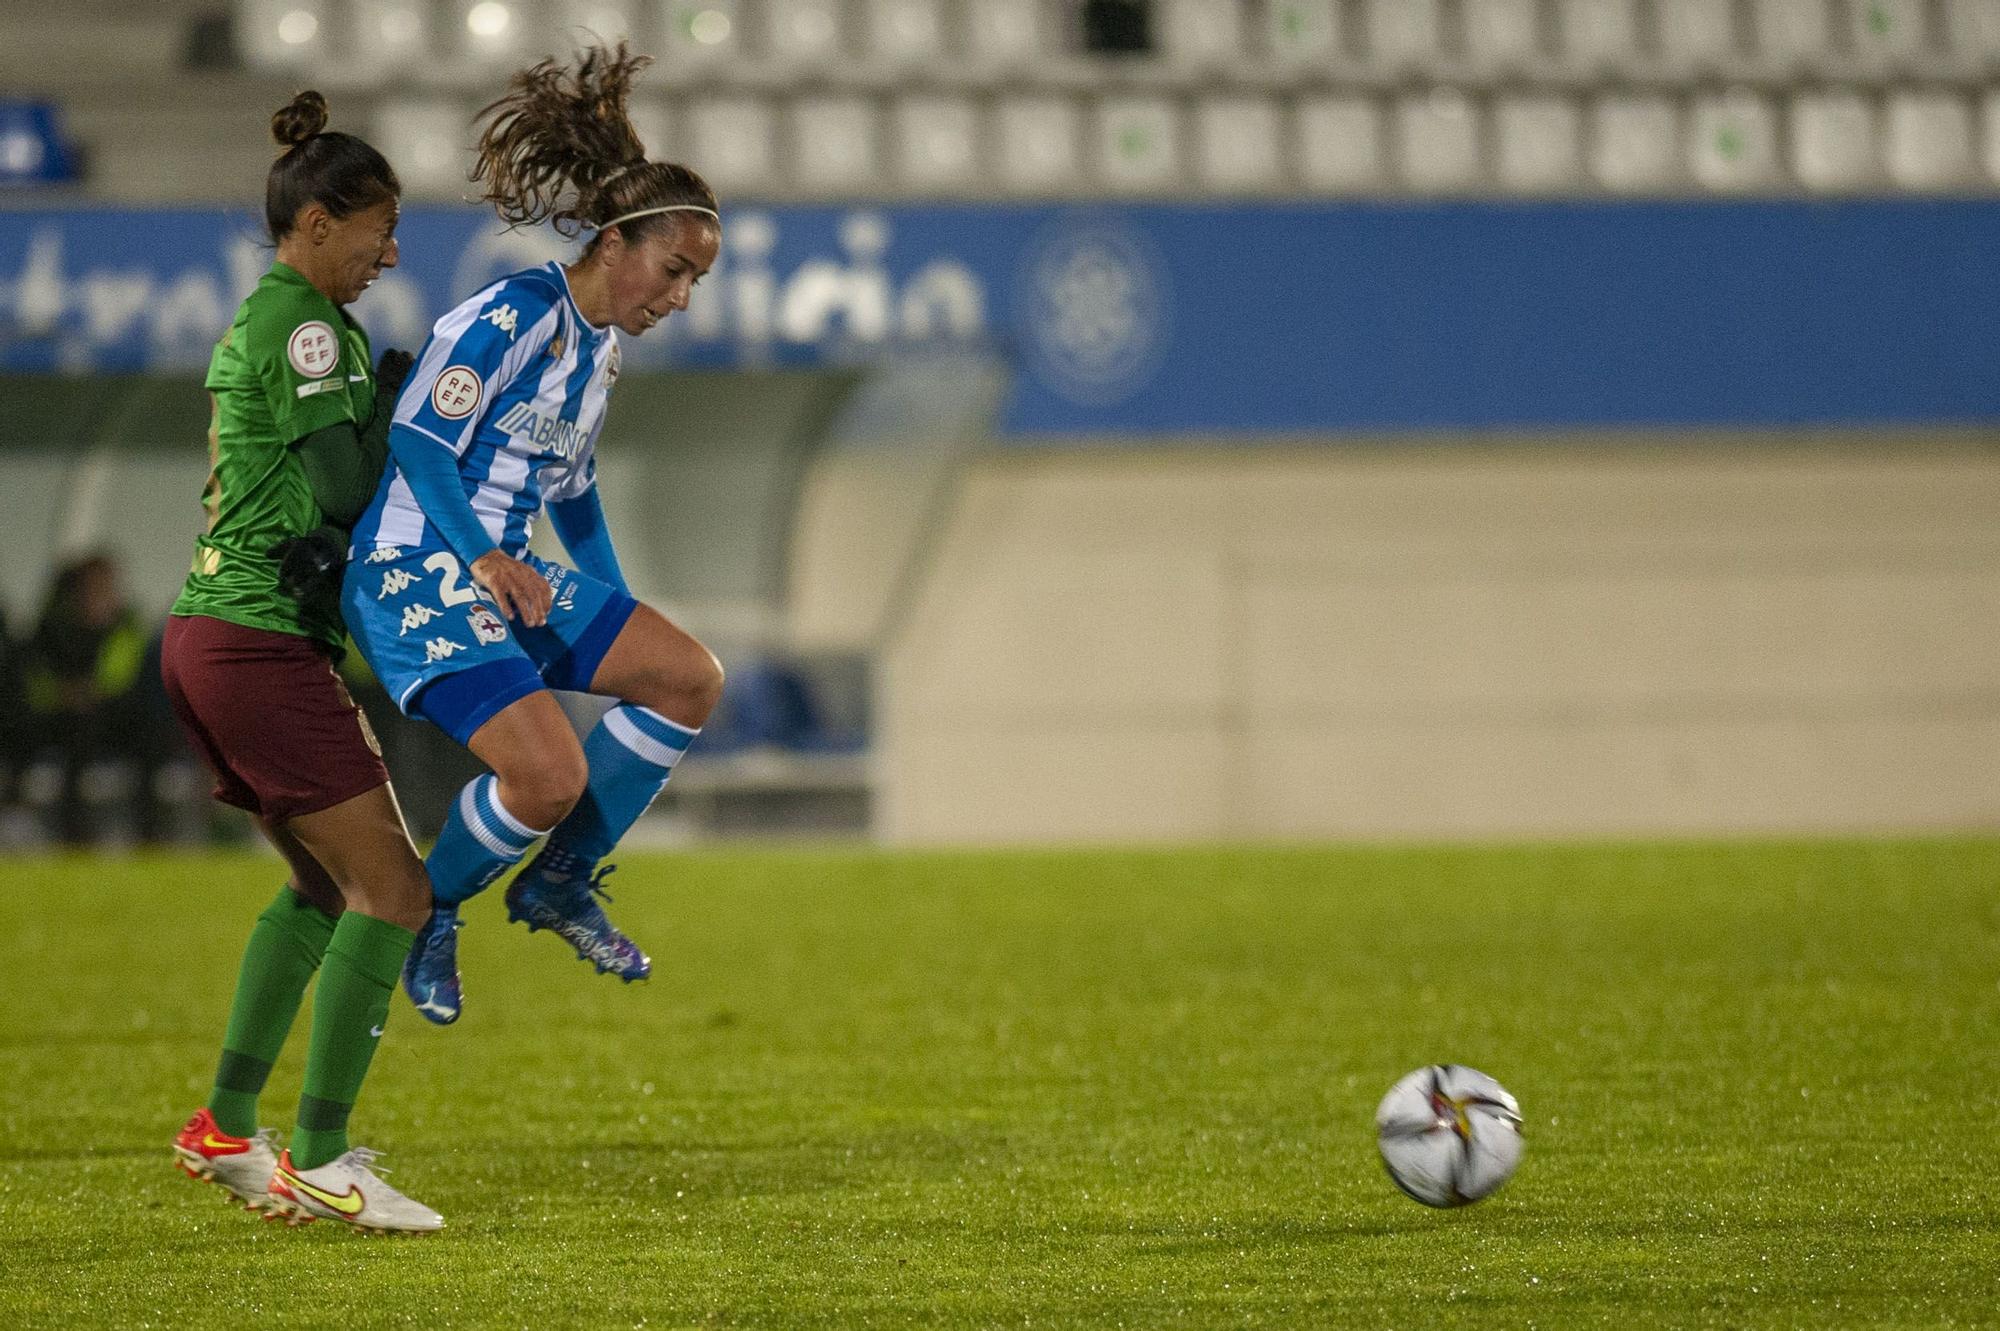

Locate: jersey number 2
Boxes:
[423,552,478,607]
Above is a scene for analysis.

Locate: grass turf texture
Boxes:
[1,841,1996,1328]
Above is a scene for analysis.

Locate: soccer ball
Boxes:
[1375,1064,1524,1208]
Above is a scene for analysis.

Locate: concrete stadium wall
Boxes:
[871,440,2000,844]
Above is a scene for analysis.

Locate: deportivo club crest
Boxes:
[467,605,507,645]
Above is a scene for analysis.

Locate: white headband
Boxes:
[599,203,720,230]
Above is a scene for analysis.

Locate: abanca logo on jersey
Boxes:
[493,401,587,461]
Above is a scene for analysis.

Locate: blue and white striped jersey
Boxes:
[354,262,620,557]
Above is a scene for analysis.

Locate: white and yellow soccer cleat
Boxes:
[172,1108,280,1213]
[265,1147,444,1235]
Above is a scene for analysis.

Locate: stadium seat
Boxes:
[1494,94,1583,192]
[861,0,945,66]
[371,98,475,199]
[766,0,847,67]
[1095,97,1182,192]
[1554,0,1641,75]
[445,0,544,68]
[1883,89,1975,187]
[1846,0,1931,71]
[686,94,778,193]
[1940,0,2000,72]
[348,0,431,76]
[1656,0,1741,75]
[1365,0,1447,75]
[550,0,645,48]
[1296,95,1386,191]
[235,0,331,73]
[1982,89,2000,184]
[1157,0,1244,71]
[1688,90,1783,190]
[1394,90,1483,192]
[656,0,744,69]
[964,2,1044,69]
[994,95,1084,193]
[1790,90,1879,190]
[1193,96,1286,192]
[625,98,670,158]
[1588,92,1682,192]
[1464,0,1545,75]
[890,94,980,192]
[1264,0,1340,67]
[1749,0,1835,75]
[791,94,879,192]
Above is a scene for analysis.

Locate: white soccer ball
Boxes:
[1375,1064,1524,1208]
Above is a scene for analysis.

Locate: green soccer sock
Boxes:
[207,887,338,1136]
[291,911,415,1170]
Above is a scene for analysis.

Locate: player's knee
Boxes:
[499,747,587,830]
[683,647,725,725]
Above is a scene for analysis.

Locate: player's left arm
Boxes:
[545,470,629,597]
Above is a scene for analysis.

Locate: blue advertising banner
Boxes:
[0,200,1994,436]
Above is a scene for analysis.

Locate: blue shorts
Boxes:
[341,544,637,746]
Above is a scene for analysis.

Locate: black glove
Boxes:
[371,347,414,423]
[270,525,348,604]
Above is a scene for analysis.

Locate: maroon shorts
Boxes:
[161,614,389,823]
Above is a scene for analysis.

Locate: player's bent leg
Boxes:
[585,603,725,730]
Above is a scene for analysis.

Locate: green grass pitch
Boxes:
[2,840,1996,1328]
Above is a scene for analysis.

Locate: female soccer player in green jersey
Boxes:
[161,91,441,1234]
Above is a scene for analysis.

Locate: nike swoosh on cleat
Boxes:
[281,1170,366,1217]
[199,1133,247,1152]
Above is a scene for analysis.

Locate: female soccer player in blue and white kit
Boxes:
[342,43,723,1024]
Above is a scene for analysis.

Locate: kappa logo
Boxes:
[398,603,444,636]
[467,604,508,645]
[431,365,482,420]
[287,320,339,378]
[364,546,404,564]
[423,637,466,663]
[378,568,419,599]
[480,303,519,340]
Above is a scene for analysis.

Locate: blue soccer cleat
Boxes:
[505,849,651,982]
[402,905,465,1025]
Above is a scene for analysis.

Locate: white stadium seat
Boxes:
[1193,96,1286,192]
[1494,94,1583,192]
[995,96,1084,193]
[1395,90,1483,192]
[1847,0,1931,70]
[1264,0,1341,67]
[1790,90,1878,190]
[1883,90,1976,188]
[1749,0,1835,74]
[863,0,946,66]
[447,0,543,68]
[1464,0,1545,74]
[237,0,331,73]
[1095,97,1182,192]
[791,95,880,192]
[1589,93,1682,192]
[890,94,980,191]
[1981,89,2000,184]
[348,0,431,75]
[1555,0,1641,74]
[550,0,644,48]
[686,95,778,193]
[1158,0,1243,70]
[624,99,671,159]
[656,0,744,68]
[766,0,847,67]
[964,2,1044,69]
[1365,0,1446,75]
[371,98,474,199]
[1657,0,1740,74]
[1295,95,1387,191]
[1940,0,2000,72]
[1689,90,1783,190]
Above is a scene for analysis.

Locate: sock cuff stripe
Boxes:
[461,777,538,859]
[476,772,549,842]
[618,704,699,749]
[604,707,691,770]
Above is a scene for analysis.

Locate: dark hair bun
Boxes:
[271,91,330,149]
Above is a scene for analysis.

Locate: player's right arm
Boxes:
[389,282,560,625]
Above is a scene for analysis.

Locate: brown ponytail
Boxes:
[265,91,399,241]
[471,41,717,245]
